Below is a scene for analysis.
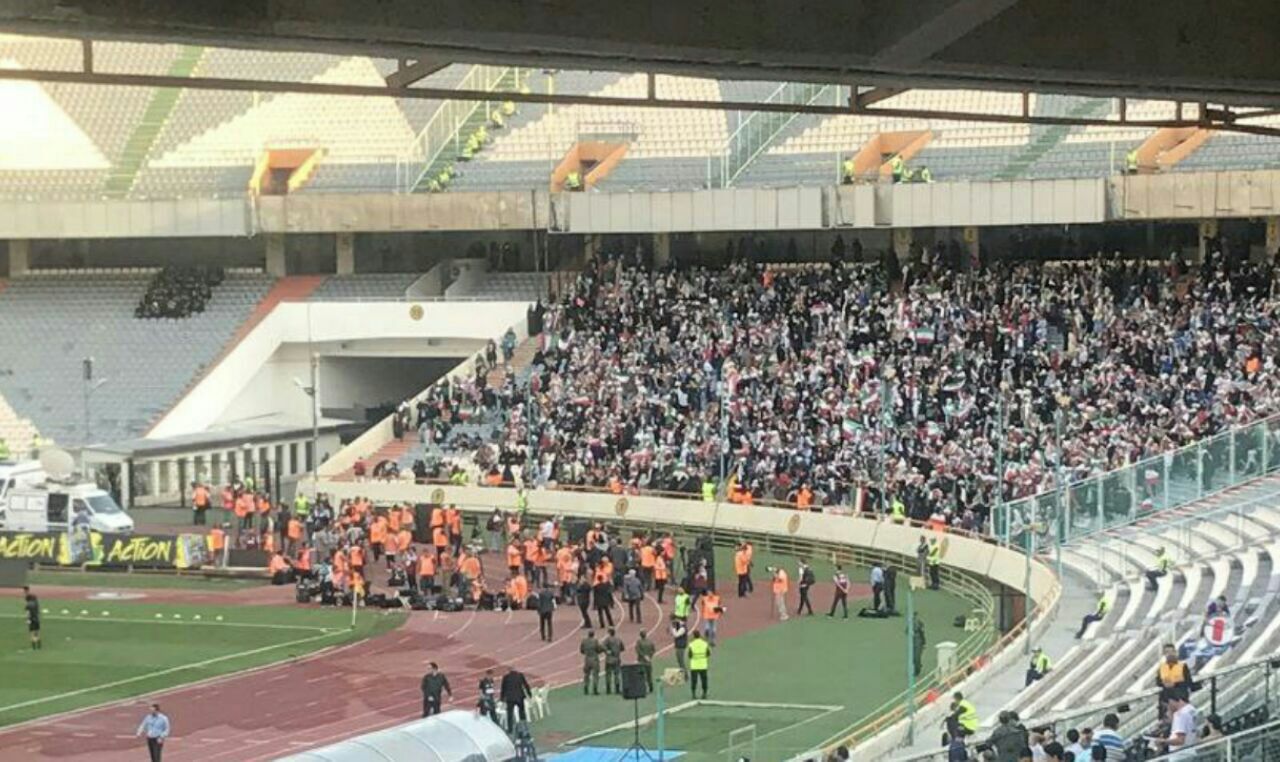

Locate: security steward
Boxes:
[927,538,943,590]
[946,691,978,740]
[1025,646,1051,686]
[673,586,692,622]
[580,630,602,695]
[635,630,656,691]
[420,662,452,717]
[687,629,712,699]
[602,627,625,695]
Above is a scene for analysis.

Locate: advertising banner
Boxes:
[0,530,206,569]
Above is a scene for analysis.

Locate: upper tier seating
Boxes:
[309,273,421,300]
[0,272,274,445]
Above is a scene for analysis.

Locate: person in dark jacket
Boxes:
[986,710,1029,762]
[500,667,533,730]
[593,575,616,628]
[477,669,499,726]
[536,584,557,641]
[622,569,644,623]
[575,573,593,628]
[420,662,452,717]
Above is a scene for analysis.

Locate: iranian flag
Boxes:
[913,327,936,344]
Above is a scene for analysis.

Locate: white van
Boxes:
[0,460,48,508]
[0,482,133,534]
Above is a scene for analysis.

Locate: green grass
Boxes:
[535,580,989,761]
[586,703,833,754]
[27,570,266,592]
[0,597,403,725]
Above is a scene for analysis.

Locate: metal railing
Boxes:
[994,413,1280,548]
[710,82,836,188]
[1151,716,1280,761]
[396,64,514,192]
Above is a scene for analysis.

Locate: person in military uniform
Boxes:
[580,630,602,695]
[635,630,657,691]
[912,616,926,677]
[602,627,626,694]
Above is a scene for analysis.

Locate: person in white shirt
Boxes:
[1162,693,1199,758]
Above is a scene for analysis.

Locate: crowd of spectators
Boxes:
[416,244,1278,530]
[135,265,225,319]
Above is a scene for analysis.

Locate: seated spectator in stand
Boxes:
[135,265,222,319]
[1092,713,1126,761]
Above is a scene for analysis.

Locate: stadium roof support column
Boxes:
[7,240,30,277]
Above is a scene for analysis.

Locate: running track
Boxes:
[0,576,832,761]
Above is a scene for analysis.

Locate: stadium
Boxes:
[0,2,1279,761]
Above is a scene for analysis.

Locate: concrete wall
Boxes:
[148,300,530,439]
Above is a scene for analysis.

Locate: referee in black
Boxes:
[24,586,41,650]
[420,662,452,717]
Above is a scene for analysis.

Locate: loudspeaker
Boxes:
[621,664,649,699]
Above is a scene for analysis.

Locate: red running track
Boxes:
[0,577,856,761]
[0,588,674,761]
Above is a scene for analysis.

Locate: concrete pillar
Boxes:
[584,234,602,260]
[265,234,287,277]
[1266,218,1280,259]
[653,233,672,268]
[148,460,161,501]
[335,232,356,274]
[892,228,913,262]
[7,239,30,276]
[1197,219,1218,263]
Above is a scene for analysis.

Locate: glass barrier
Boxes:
[995,415,1280,547]
[714,82,834,187]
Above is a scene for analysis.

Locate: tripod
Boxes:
[616,696,655,761]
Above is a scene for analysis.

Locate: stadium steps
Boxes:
[144,275,324,435]
[485,336,540,390]
[993,98,1111,180]
[103,45,205,197]
[412,67,521,193]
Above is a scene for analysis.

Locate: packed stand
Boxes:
[135,265,226,319]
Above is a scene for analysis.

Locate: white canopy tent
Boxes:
[277,711,517,762]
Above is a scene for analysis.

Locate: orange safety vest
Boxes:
[734,550,749,576]
[654,556,668,581]
[262,533,277,554]
[702,593,722,621]
[209,528,226,551]
[193,486,210,508]
[772,569,789,594]
[221,487,234,510]
[333,550,349,573]
[257,495,271,515]
[433,526,448,548]
[387,510,401,533]
[234,494,252,518]
[418,554,436,577]
[796,488,812,509]
[430,506,445,529]
[384,532,400,555]
[370,518,387,544]
[662,537,675,560]
[507,544,523,568]
[641,545,657,569]
[523,538,539,563]
[268,554,288,574]
[288,518,303,540]
[397,529,411,552]
[350,546,365,567]
[399,506,415,530]
[296,548,312,571]
[447,508,462,535]
[461,555,481,579]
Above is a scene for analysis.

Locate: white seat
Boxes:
[528,685,550,721]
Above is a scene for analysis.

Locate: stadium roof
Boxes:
[2,0,1279,110]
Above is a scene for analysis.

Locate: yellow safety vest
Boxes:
[956,699,978,732]
[688,639,711,670]
[674,593,692,618]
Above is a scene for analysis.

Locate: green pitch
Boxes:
[0,597,403,726]
[535,583,990,761]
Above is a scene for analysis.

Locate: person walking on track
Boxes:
[477,669,500,726]
[734,543,751,597]
[536,583,557,642]
[500,666,532,730]
[580,629,602,695]
[828,564,850,618]
[687,629,712,700]
[420,662,452,717]
[576,572,593,628]
[701,589,724,645]
[797,561,816,616]
[771,566,790,621]
[622,569,644,623]
[135,703,170,762]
